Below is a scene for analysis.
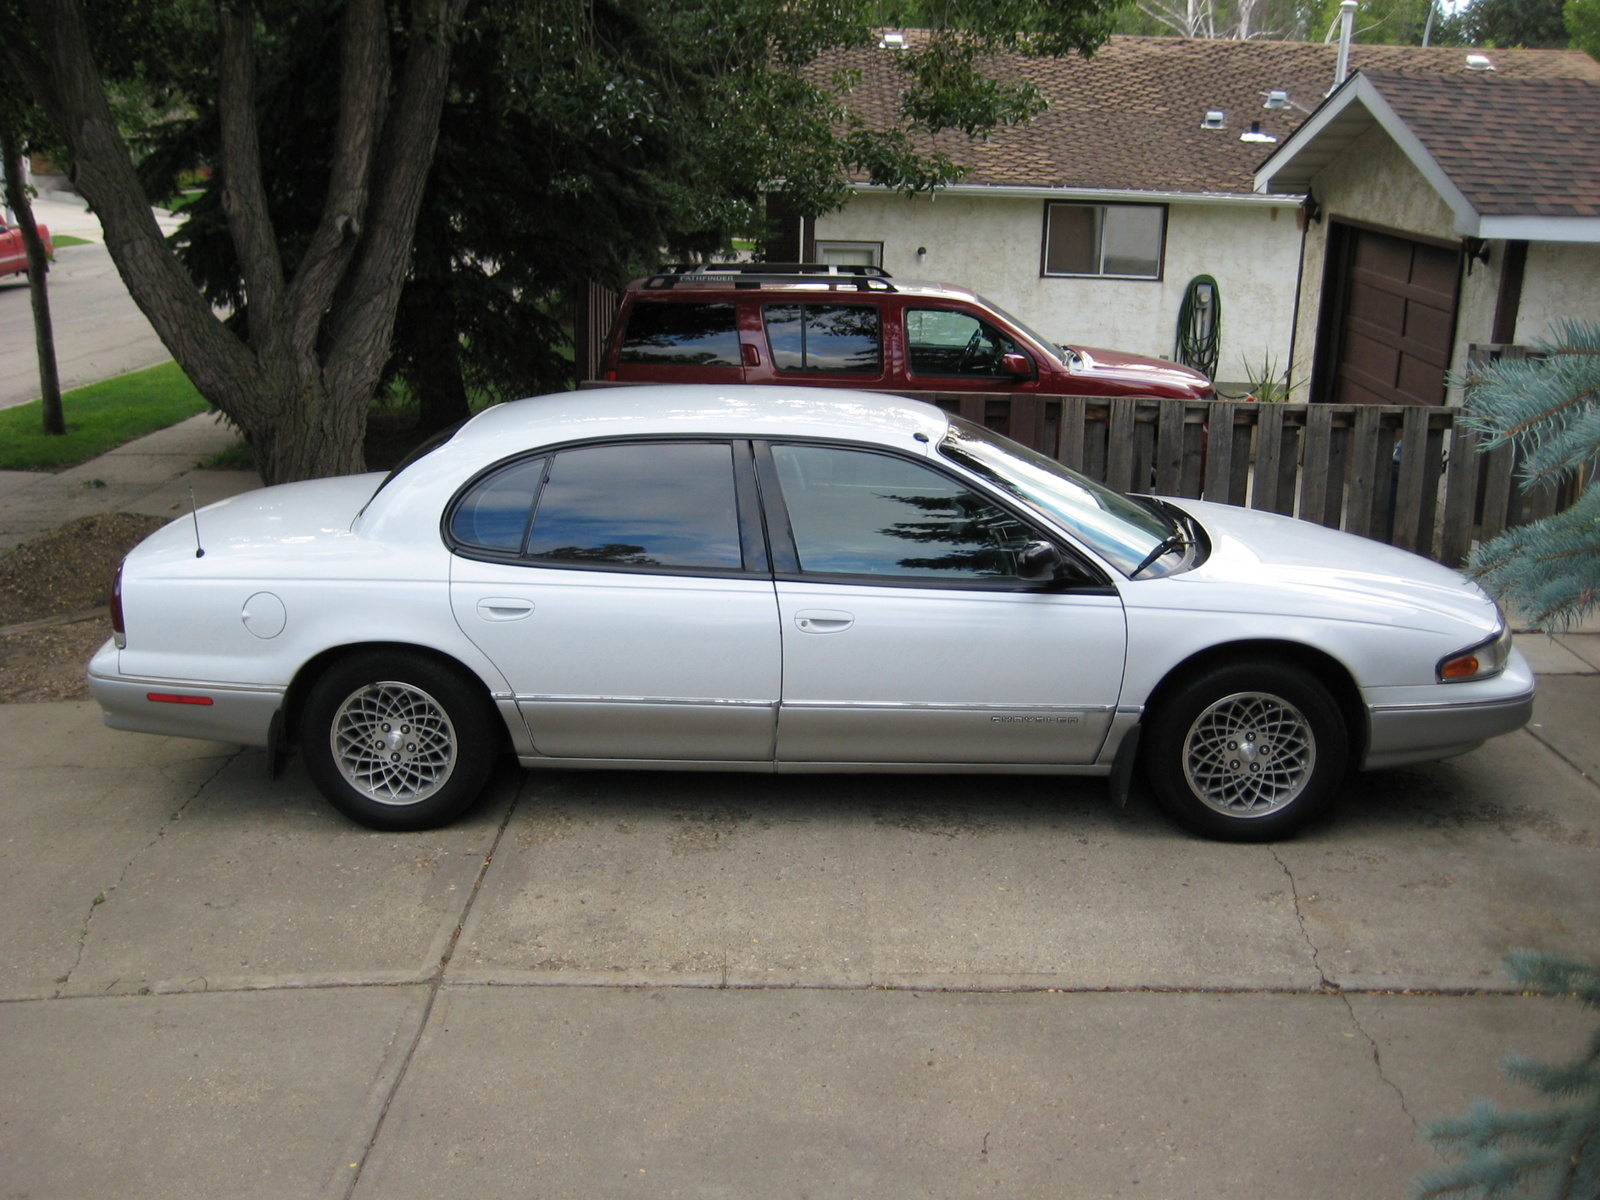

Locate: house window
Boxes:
[1042,203,1165,279]
[815,240,883,268]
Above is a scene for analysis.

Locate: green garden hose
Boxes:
[1174,275,1220,383]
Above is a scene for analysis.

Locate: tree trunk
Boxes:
[3,0,465,486]
[1,128,63,434]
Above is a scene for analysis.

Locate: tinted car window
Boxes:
[619,302,740,366]
[764,304,881,373]
[906,308,1020,378]
[771,444,1030,580]
[524,442,744,570]
[450,457,548,551]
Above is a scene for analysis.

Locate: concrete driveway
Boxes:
[2,647,1596,1198]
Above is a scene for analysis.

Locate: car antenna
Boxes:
[188,487,206,558]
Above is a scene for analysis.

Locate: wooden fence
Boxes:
[907,390,1569,569]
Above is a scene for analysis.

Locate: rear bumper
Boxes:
[88,641,282,748]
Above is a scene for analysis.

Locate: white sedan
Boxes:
[89,386,1533,840]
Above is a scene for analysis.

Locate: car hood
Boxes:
[125,473,388,571]
[1066,345,1213,397]
[1154,497,1501,637]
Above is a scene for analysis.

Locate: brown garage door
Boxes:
[1321,225,1460,406]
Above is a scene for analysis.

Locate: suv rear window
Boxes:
[763,304,880,374]
[619,301,740,367]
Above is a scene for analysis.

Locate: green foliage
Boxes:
[1454,0,1571,46]
[1415,950,1600,1200]
[0,362,209,471]
[1458,319,1600,631]
[1568,0,1600,57]
[134,0,1120,434]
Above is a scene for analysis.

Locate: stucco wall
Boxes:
[815,190,1304,391]
[1516,242,1600,344]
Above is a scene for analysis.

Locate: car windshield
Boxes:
[940,417,1176,575]
[970,295,1066,364]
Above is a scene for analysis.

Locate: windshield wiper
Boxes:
[1129,532,1194,579]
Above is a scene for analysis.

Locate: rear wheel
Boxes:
[302,651,499,831]
[1145,660,1347,841]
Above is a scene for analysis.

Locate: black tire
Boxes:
[301,650,500,831]
[1144,659,1347,841]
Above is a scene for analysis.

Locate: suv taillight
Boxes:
[110,561,126,647]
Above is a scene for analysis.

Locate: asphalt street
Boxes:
[0,193,178,410]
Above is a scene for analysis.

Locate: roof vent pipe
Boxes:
[1333,0,1358,91]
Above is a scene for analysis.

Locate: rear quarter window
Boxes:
[618,301,740,367]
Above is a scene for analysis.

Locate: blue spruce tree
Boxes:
[1415,951,1600,1199]
[1460,320,1600,632]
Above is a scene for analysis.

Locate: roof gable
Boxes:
[1256,71,1600,239]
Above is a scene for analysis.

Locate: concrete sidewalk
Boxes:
[0,415,1596,1198]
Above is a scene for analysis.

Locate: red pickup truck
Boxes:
[599,264,1213,400]
[0,215,51,280]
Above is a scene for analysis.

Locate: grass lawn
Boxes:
[50,234,93,248]
[0,362,212,471]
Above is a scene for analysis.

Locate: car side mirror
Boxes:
[1016,539,1064,582]
[1000,352,1033,379]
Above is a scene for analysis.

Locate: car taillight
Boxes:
[110,561,126,648]
[604,369,617,381]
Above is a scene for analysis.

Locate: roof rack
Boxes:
[642,262,897,292]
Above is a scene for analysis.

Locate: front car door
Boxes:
[759,442,1127,765]
[447,439,780,762]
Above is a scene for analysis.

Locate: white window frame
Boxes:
[1041,202,1167,281]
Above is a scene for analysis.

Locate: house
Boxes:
[1255,68,1600,405]
[800,35,1600,394]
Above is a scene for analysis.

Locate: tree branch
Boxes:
[216,0,285,325]
[285,0,389,354]
[16,0,262,413]
[325,0,466,397]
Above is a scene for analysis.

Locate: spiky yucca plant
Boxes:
[1415,951,1600,1200]
[1459,319,1600,632]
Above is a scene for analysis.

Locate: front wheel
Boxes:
[1144,660,1348,841]
[302,651,500,831]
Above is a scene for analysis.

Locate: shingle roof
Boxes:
[1358,72,1600,217]
[819,35,1600,197]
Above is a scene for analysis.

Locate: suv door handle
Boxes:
[794,609,853,633]
[742,343,762,367]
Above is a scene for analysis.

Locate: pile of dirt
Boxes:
[0,512,168,626]
[0,513,169,703]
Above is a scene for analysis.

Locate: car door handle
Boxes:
[794,609,853,633]
[476,598,534,621]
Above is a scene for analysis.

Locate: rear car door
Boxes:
[760,442,1127,765]
[448,440,780,762]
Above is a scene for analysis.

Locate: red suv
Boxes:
[599,264,1212,400]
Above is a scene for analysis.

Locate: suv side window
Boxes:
[906,308,1020,379]
[769,444,1032,581]
[763,304,881,374]
[619,301,740,367]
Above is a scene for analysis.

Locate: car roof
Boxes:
[450,384,955,454]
